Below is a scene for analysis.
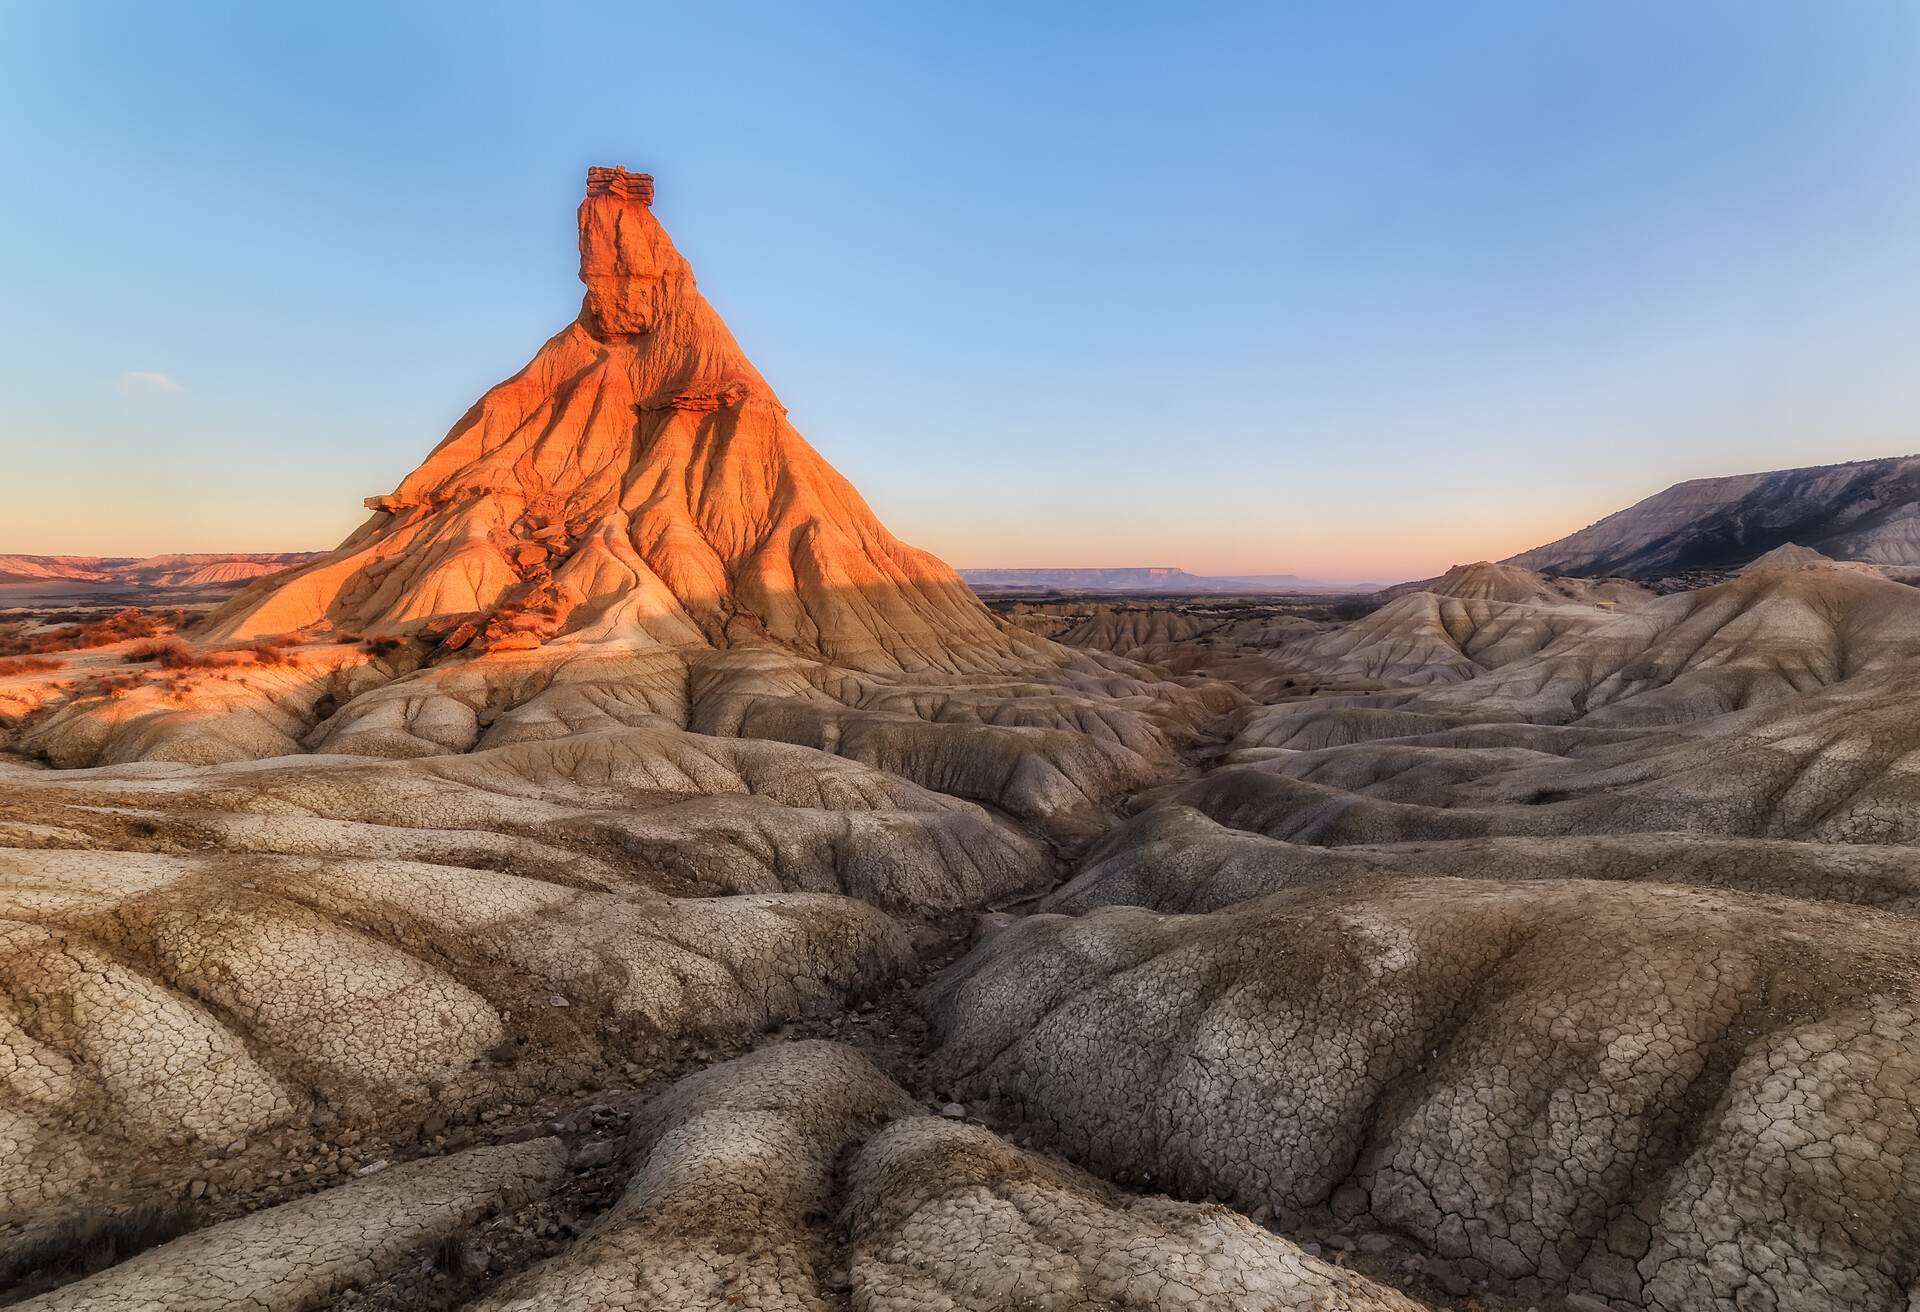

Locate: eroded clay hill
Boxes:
[5,171,1920,1312]
[1,168,1216,801]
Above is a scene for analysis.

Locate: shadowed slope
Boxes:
[1508,455,1920,576]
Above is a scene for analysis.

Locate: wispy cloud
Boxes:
[116,370,184,397]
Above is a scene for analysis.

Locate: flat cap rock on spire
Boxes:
[584,165,654,204]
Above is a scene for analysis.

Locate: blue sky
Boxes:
[3,1,1918,580]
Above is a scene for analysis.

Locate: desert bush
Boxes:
[124,636,300,672]
[125,637,195,667]
[84,672,147,699]
[0,607,183,657]
[0,655,60,677]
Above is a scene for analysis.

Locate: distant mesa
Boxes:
[0,552,325,593]
[1507,455,1920,578]
[959,567,1377,594]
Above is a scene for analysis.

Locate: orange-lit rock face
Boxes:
[204,167,1008,672]
[577,168,686,338]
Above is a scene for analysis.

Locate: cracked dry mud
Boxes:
[4,168,1919,1310]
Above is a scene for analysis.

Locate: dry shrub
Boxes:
[125,637,196,667]
[81,672,146,700]
[0,655,60,677]
[125,636,300,672]
[0,607,184,657]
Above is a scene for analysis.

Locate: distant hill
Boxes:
[0,552,324,590]
[1375,560,1651,607]
[958,567,1377,594]
[1508,456,1920,577]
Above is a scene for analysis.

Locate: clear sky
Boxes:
[4,2,1919,583]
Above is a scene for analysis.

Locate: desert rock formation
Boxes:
[3,169,1919,1312]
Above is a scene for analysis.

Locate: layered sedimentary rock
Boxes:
[1,169,1207,826]
[202,167,1012,671]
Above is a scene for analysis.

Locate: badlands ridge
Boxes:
[2,170,1919,1312]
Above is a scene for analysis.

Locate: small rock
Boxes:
[223,1138,248,1155]
[1421,1257,1473,1297]
[187,1179,208,1199]
[1248,1203,1274,1226]
[549,995,570,1008]
[1325,1233,1355,1252]
[355,1159,390,1177]
[1300,1241,1322,1257]
[420,1113,447,1139]
[573,1141,619,1170]
[971,912,1016,944]
[1357,1233,1395,1255]
[940,1102,968,1119]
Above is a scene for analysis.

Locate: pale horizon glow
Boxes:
[5,3,1920,585]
